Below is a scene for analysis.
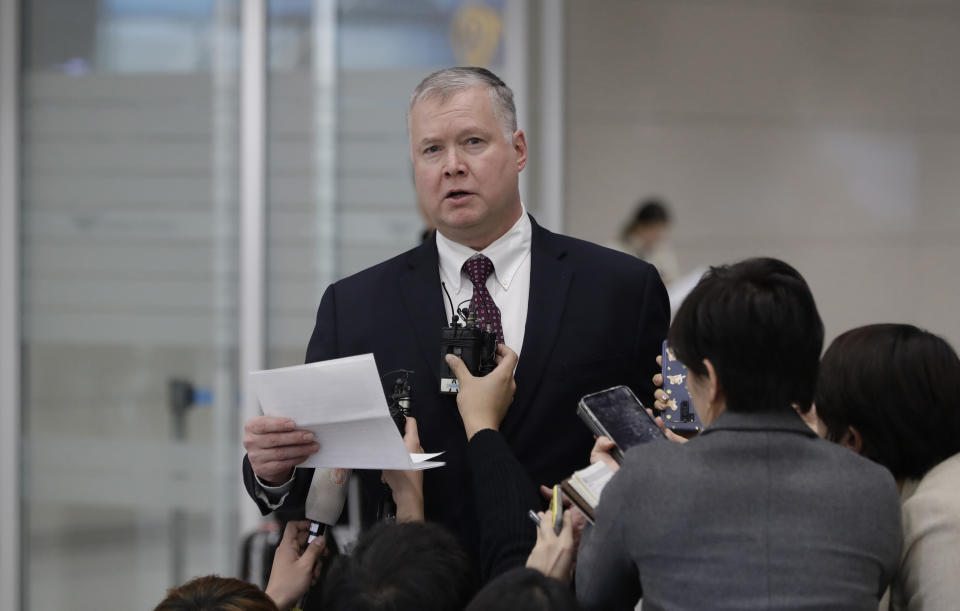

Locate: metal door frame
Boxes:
[1,0,22,607]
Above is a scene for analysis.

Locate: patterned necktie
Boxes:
[463,255,504,345]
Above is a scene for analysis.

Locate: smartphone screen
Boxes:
[579,386,665,455]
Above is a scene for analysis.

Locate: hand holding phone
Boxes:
[577,385,666,463]
[660,340,702,433]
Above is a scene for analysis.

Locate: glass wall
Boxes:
[19,1,241,608]
[14,0,521,608]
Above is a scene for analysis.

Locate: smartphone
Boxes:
[661,340,702,433]
[577,385,666,463]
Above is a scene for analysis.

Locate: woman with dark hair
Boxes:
[154,576,279,611]
[466,568,580,611]
[812,324,960,611]
[320,521,477,611]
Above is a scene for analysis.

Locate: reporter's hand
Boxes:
[650,355,690,444]
[382,416,425,522]
[526,509,576,584]
[244,417,320,485]
[538,485,588,555]
[652,354,670,412]
[646,406,688,444]
[590,436,620,473]
[264,520,327,611]
[445,345,518,440]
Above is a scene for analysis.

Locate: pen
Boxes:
[527,509,541,526]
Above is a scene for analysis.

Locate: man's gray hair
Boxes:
[408,67,517,140]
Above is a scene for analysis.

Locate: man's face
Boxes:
[409,85,527,250]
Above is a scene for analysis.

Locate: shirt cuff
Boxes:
[254,472,295,511]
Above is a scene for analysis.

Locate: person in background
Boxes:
[809,323,960,611]
[576,257,903,611]
[611,198,680,285]
[154,521,326,611]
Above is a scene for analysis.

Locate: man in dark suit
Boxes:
[241,67,669,557]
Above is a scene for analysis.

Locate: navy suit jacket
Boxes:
[242,216,670,556]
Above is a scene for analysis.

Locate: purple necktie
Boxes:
[463,255,504,345]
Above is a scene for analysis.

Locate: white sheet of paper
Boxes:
[249,354,445,470]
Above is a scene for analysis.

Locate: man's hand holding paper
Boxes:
[248,354,444,472]
[243,416,320,485]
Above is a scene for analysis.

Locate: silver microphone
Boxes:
[304,467,350,542]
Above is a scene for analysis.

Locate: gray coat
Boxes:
[576,408,902,611]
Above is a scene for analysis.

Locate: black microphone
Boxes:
[379,371,413,522]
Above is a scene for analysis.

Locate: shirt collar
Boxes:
[436,207,532,293]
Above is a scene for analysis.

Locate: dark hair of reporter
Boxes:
[466,568,580,611]
[621,198,670,240]
[668,257,824,413]
[321,521,477,611]
[154,575,278,611]
[814,323,960,481]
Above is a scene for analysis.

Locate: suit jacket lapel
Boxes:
[398,233,447,385]
[512,217,572,411]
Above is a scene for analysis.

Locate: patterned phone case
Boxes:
[661,340,702,433]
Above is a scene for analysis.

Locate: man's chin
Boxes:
[438,208,486,232]
[435,219,492,248]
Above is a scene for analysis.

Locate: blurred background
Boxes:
[1,0,958,609]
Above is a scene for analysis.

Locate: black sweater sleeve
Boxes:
[467,429,542,582]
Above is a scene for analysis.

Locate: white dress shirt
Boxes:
[255,209,533,497]
[435,209,532,357]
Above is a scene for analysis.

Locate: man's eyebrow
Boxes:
[417,127,491,147]
[457,126,491,138]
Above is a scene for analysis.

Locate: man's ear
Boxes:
[512,130,527,172]
[839,426,864,455]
